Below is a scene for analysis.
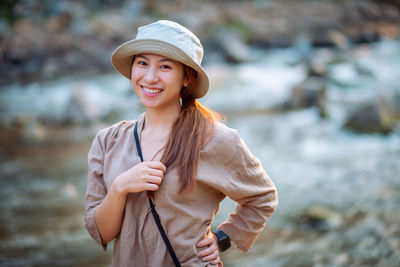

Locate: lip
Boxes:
[141,85,163,97]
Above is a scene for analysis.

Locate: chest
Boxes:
[140,135,167,162]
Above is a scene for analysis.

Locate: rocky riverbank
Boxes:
[1,37,400,266]
[1,0,400,86]
[1,1,400,266]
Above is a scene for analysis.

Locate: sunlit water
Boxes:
[1,40,399,266]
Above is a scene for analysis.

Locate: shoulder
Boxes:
[213,121,241,143]
[94,120,135,150]
[202,122,242,153]
[97,120,135,138]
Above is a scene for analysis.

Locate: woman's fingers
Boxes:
[142,162,165,191]
[210,256,221,265]
[118,161,167,193]
[146,168,164,178]
[200,249,219,262]
[144,183,159,191]
[198,244,217,259]
[145,175,162,185]
[197,236,219,262]
[196,236,213,248]
[146,161,166,173]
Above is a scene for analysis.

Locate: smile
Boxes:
[141,86,163,95]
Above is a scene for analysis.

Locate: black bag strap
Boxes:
[134,122,181,267]
[133,122,144,162]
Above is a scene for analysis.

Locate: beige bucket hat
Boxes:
[111,20,210,99]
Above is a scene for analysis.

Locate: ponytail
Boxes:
[160,66,221,193]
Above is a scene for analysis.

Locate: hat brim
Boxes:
[111,39,209,99]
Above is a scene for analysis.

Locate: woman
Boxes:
[85,20,278,267]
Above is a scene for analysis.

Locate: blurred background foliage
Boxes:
[0,0,400,266]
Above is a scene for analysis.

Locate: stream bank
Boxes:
[1,38,400,266]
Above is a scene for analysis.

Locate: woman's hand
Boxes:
[196,231,220,265]
[114,161,166,195]
[94,161,166,245]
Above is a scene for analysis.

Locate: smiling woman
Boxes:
[131,54,186,112]
[85,20,278,267]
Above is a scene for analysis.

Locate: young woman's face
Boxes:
[131,53,188,111]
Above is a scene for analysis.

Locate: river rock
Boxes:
[294,205,343,232]
[385,92,400,119]
[89,11,128,41]
[344,102,393,134]
[287,76,327,117]
[2,0,400,86]
[214,29,251,63]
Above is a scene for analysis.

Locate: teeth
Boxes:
[143,86,162,94]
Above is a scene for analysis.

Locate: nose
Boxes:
[143,66,159,83]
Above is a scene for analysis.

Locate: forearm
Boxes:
[90,161,166,245]
[94,180,127,244]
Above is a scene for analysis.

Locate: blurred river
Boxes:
[1,40,400,266]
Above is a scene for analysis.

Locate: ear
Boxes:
[183,77,189,87]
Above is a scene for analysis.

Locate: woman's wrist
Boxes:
[212,228,231,252]
[111,174,128,197]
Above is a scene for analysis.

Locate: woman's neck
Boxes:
[143,105,180,133]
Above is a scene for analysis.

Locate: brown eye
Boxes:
[160,65,171,69]
[136,61,147,66]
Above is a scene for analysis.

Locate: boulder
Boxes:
[344,102,394,134]
[385,92,400,119]
[295,205,343,232]
[214,29,251,63]
[287,76,327,117]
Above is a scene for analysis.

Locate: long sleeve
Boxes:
[85,129,108,250]
[202,125,278,252]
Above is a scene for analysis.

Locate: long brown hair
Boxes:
[160,66,221,193]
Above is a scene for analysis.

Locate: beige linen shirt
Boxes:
[85,113,278,267]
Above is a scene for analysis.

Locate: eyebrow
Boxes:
[136,55,175,63]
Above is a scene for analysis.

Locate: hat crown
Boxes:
[136,20,204,65]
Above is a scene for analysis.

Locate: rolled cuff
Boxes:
[218,223,255,253]
[85,206,108,251]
